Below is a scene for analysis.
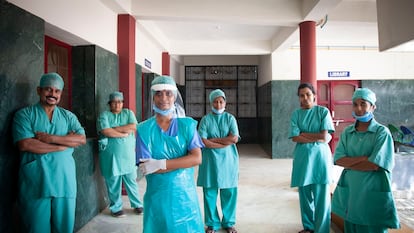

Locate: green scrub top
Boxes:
[289,105,335,187]
[12,102,85,198]
[332,119,400,228]
[137,117,204,233]
[197,112,240,188]
[97,109,137,177]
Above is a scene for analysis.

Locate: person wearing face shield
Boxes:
[332,88,400,233]
[136,75,204,233]
[196,89,240,233]
[289,83,335,233]
[12,73,86,233]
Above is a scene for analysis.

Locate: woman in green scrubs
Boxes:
[197,89,240,233]
[289,83,335,233]
[97,91,143,217]
[332,88,400,233]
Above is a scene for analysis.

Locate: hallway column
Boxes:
[117,14,136,113]
[162,52,170,75]
[299,21,317,90]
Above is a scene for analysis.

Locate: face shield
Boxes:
[150,76,186,118]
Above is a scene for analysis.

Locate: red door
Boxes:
[44,36,72,110]
[317,81,360,152]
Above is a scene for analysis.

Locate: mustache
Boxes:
[46,96,58,101]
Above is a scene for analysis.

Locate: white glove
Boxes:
[325,133,332,143]
[139,158,167,175]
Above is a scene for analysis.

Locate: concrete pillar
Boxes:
[117,14,136,113]
[299,21,317,90]
[162,52,170,75]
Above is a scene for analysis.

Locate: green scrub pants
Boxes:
[203,187,237,230]
[344,220,388,233]
[19,196,76,233]
[298,183,331,233]
[105,171,143,213]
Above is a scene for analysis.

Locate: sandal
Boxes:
[298,230,314,233]
[205,226,215,233]
[225,226,238,233]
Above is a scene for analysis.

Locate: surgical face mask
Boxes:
[212,107,225,115]
[153,105,175,116]
[352,111,374,122]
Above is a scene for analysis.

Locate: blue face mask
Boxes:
[212,107,225,115]
[153,105,175,116]
[352,111,374,122]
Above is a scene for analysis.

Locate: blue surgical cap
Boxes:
[151,76,177,91]
[109,91,124,101]
[39,72,64,90]
[151,76,178,98]
[209,89,226,103]
[352,88,376,105]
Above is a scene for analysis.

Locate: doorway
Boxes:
[317,80,360,152]
[44,36,72,110]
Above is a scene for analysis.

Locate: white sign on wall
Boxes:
[328,71,350,77]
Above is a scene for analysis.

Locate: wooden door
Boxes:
[44,36,72,110]
[317,81,360,152]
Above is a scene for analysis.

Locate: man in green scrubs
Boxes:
[97,91,143,217]
[197,89,240,233]
[12,72,86,233]
[289,83,335,233]
[332,88,400,233]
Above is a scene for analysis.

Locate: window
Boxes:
[185,66,257,118]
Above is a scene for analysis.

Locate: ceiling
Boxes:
[46,0,413,56]
[129,0,380,55]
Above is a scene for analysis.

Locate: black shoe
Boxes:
[111,210,126,218]
[134,207,143,214]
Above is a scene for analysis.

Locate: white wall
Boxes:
[272,48,414,81]
[8,0,166,75]
[135,22,164,75]
[258,55,272,87]
[8,0,118,54]
[183,55,259,66]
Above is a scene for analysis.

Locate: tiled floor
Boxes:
[76,144,412,233]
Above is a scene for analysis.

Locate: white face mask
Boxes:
[153,104,175,116]
[212,107,225,115]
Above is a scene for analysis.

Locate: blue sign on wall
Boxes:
[328,71,350,77]
[145,59,151,69]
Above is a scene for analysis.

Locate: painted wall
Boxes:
[183,55,259,66]
[8,0,118,54]
[7,0,166,76]
[272,48,414,81]
[136,21,164,75]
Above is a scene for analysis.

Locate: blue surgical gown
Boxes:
[289,105,335,187]
[136,116,204,233]
[332,119,400,228]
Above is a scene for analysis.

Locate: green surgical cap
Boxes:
[39,72,64,90]
[151,76,177,91]
[109,91,123,101]
[352,88,376,105]
[209,89,226,103]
